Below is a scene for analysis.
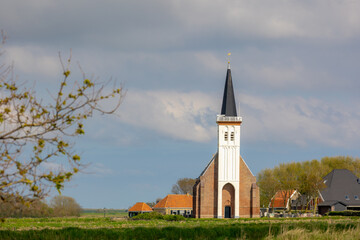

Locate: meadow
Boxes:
[1,216,360,239]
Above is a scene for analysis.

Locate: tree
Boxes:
[0,195,52,218]
[257,156,360,213]
[273,162,300,211]
[257,168,279,210]
[171,178,196,195]
[297,160,326,211]
[0,35,124,205]
[50,195,81,217]
[321,156,360,177]
[146,198,162,207]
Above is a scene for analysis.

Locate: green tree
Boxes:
[257,168,279,209]
[297,160,325,211]
[321,156,360,177]
[257,156,360,213]
[171,178,196,195]
[0,36,124,206]
[50,195,81,217]
[273,162,300,210]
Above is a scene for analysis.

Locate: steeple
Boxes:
[220,63,237,116]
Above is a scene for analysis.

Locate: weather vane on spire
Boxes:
[227,52,231,69]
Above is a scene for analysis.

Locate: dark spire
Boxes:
[220,64,237,116]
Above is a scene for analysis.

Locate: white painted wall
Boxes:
[217,116,241,218]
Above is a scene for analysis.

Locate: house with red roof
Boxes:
[128,202,153,217]
[269,190,298,211]
[153,194,193,217]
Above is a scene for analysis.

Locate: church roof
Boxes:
[128,202,153,212]
[153,194,192,209]
[220,65,237,116]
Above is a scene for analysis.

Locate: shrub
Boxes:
[327,210,360,216]
[131,212,164,220]
[163,214,185,221]
[131,212,186,221]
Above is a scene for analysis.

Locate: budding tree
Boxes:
[171,178,196,195]
[0,36,124,205]
[50,195,82,217]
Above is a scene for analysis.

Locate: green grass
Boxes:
[1,216,360,239]
[80,209,128,218]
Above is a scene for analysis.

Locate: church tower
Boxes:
[216,62,242,218]
[193,60,260,219]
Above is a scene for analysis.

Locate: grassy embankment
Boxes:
[0,216,360,239]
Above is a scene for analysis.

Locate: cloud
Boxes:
[242,61,306,89]
[240,94,360,148]
[118,89,218,142]
[115,89,360,148]
[1,0,360,52]
[85,163,114,176]
[42,162,64,172]
[5,46,61,77]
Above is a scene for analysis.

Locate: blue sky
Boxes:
[1,0,360,209]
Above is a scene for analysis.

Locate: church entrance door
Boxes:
[225,206,231,218]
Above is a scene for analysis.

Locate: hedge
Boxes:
[327,210,360,216]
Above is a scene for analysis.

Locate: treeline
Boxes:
[257,156,360,209]
[0,195,82,218]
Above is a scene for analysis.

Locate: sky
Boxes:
[1,0,360,209]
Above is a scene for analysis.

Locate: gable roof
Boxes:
[153,194,192,209]
[199,153,217,177]
[269,190,295,208]
[320,169,360,206]
[220,66,237,117]
[318,200,347,207]
[128,202,153,212]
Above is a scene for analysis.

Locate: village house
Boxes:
[268,190,297,211]
[318,169,360,215]
[128,202,153,217]
[152,194,193,217]
[192,62,260,218]
[267,169,360,215]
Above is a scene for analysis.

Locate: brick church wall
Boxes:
[193,155,260,218]
[239,157,260,218]
[193,156,218,218]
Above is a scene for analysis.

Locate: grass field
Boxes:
[81,209,128,218]
[1,216,360,239]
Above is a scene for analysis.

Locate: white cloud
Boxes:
[172,0,360,41]
[118,89,218,142]
[240,94,360,148]
[242,61,305,89]
[194,52,225,72]
[86,163,114,176]
[42,162,64,172]
[1,0,360,52]
[116,89,360,148]
[5,46,61,77]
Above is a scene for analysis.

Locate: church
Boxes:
[192,62,260,218]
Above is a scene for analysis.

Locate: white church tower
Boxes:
[216,62,242,218]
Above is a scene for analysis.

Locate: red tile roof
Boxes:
[128,202,153,212]
[270,190,295,208]
[153,194,193,209]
